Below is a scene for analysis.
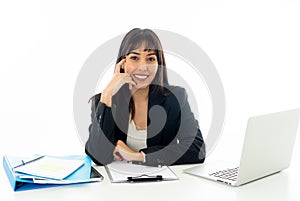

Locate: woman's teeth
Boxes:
[133,74,148,80]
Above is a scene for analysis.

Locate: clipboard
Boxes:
[3,154,103,191]
[105,160,178,183]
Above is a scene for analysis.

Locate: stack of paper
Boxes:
[14,156,84,180]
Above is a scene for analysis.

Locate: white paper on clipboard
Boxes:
[105,160,178,183]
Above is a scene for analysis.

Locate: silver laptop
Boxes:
[183,108,300,186]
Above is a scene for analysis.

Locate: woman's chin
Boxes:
[132,83,150,90]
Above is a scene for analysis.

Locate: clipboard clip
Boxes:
[127,174,163,182]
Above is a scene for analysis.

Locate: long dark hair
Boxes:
[115,28,169,120]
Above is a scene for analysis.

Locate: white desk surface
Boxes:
[1,155,299,201]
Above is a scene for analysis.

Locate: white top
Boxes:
[126,119,147,152]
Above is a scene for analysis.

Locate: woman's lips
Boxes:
[132,74,149,81]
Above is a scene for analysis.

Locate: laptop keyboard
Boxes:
[209,167,239,181]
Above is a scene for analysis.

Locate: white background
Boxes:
[1,0,300,200]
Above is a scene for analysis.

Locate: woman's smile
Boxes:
[132,73,150,81]
[125,48,158,89]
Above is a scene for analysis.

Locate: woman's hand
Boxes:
[113,140,144,162]
[100,57,136,107]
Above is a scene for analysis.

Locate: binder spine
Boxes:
[2,155,17,191]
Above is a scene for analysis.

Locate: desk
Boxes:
[1,159,299,201]
[1,113,299,201]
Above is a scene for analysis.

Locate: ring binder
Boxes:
[3,154,103,191]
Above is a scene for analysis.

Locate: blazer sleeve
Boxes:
[140,87,206,166]
[85,94,116,166]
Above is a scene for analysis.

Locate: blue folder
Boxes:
[3,154,103,191]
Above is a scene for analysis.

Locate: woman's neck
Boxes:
[132,86,149,102]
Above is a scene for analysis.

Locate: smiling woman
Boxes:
[126,49,158,89]
[85,28,206,166]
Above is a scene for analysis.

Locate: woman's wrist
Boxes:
[100,92,112,107]
[134,152,145,162]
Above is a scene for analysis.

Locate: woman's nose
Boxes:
[138,65,148,71]
[137,60,147,71]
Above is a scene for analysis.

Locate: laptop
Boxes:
[183,108,300,186]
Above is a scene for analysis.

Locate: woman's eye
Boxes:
[130,56,139,61]
[147,57,156,62]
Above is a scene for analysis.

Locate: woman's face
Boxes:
[124,48,158,90]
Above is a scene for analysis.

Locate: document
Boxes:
[105,160,178,183]
[15,166,102,184]
[14,156,84,180]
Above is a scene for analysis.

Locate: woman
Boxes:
[85,28,205,166]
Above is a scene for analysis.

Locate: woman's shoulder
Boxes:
[89,93,102,107]
[163,85,188,105]
[164,85,187,97]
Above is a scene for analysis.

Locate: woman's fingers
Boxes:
[110,74,136,95]
[113,147,123,161]
[128,74,137,91]
[112,57,138,93]
[113,141,143,162]
[117,74,136,91]
[113,141,126,161]
[124,76,137,88]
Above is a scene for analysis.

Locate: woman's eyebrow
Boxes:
[128,51,156,56]
[128,51,140,55]
[147,52,156,56]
